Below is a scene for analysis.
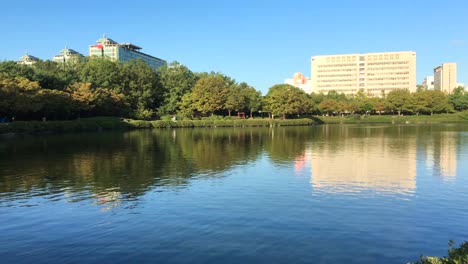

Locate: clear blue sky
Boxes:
[1,0,467,94]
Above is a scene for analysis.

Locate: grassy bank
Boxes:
[2,112,467,135]
[315,112,468,124]
[0,117,316,134]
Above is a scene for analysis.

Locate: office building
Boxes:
[434,63,457,93]
[89,36,166,69]
[284,72,312,94]
[311,51,416,97]
[17,53,40,65]
[52,48,83,63]
[422,76,434,90]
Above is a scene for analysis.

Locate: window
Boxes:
[331,57,335,62]
[379,55,383,60]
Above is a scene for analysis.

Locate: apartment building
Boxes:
[284,72,312,94]
[434,63,457,93]
[17,53,40,65]
[89,36,166,69]
[52,48,84,63]
[422,76,434,90]
[311,51,416,97]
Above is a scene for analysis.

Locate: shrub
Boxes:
[411,240,468,264]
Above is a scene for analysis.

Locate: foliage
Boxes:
[386,89,413,115]
[448,86,468,111]
[1,58,468,123]
[158,61,197,115]
[190,74,229,116]
[412,90,453,115]
[264,84,312,118]
[410,240,468,264]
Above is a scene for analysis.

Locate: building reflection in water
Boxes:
[425,132,458,179]
[309,131,417,195]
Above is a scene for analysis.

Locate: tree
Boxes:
[412,90,452,115]
[158,61,196,115]
[120,59,161,116]
[264,84,312,119]
[354,90,375,114]
[78,57,124,90]
[386,89,413,115]
[373,98,386,114]
[449,86,468,111]
[0,61,35,80]
[191,75,229,116]
[0,74,42,119]
[32,60,79,90]
[225,84,246,116]
[319,99,339,116]
[242,85,263,117]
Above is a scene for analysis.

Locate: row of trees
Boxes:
[1,58,467,121]
[0,59,264,120]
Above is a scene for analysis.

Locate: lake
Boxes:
[1,124,467,263]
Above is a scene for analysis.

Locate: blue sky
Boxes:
[1,0,467,94]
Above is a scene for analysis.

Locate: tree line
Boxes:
[1,58,467,121]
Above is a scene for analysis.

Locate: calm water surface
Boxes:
[1,124,467,263]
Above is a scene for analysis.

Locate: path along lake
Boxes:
[1,124,467,263]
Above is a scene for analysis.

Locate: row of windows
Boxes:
[367,77,410,81]
[317,84,355,88]
[322,53,405,64]
[367,87,407,92]
[317,88,357,93]
[317,79,356,83]
[367,82,410,86]
[367,54,401,61]
[317,63,358,68]
[367,72,409,76]
[366,66,410,71]
[317,69,357,73]
[317,74,356,78]
[325,56,357,63]
[367,61,409,66]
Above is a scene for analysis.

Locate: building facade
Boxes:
[434,63,457,93]
[89,36,166,69]
[422,76,434,90]
[284,72,312,94]
[52,48,83,63]
[311,51,416,97]
[17,53,40,65]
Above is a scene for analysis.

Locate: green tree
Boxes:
[319,99,339,116]
[448,86,468,111]
[120,59,162,115]
[0,61,35,80]
[225,84,246,116]
[191,75,229,116]
[413,90,452,115]
[158,61,196,115]
[32,60,79,90]
[386,89,413,115]
[242,85,263,117]
[264,84,312,119]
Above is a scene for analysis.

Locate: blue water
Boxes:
[0,124,467,263]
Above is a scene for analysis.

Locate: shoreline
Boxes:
[1,112,467,135]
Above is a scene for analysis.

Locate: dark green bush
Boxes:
[411,240,468,264]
